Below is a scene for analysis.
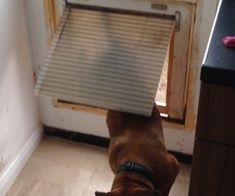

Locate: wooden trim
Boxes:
[184,4,196,130]
[157,105,168,115]
[43,0,60,42]
[166,24,176,117]
[157,0,197,3]
[52,99,169,116]
[52,99,108,116]
[48,0,57,33]
[166,3,195,120]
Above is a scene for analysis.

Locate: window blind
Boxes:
[35,6,175,116]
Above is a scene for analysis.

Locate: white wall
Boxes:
[0,0,42,193]
[191,0,220,114]
[25,0,48,71]
[28,0,218,155]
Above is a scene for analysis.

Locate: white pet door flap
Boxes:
[35,6,175,116]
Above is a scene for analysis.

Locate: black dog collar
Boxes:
[117,161,161,195]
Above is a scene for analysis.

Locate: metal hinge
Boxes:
[175,11,181,31]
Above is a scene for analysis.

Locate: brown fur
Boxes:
[96,105,179,196]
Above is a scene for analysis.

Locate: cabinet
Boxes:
[189,0,235,195]
[189,83,235,196]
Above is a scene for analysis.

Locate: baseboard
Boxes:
[45,125,109,148]
[44,125,192,164]
[0,127,43,196]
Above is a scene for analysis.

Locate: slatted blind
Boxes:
[35,6,175,116]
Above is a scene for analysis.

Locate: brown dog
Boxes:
[96,105,179,196]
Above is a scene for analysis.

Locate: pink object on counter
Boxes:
[223,36,235,47]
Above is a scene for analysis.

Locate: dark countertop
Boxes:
[201,0,235,87]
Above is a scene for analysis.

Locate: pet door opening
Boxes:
[155,54,168,107]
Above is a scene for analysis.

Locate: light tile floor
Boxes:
[7,137,191,196]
